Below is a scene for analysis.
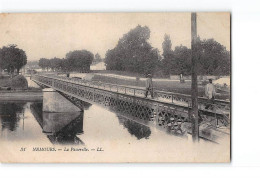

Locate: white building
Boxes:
[90,62,106,70]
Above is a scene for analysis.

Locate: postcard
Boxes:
[0,12,230,163]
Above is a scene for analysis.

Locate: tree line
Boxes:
[37,25,230,77]
[38,50,95,72]
[161,34,230,76]
[0,45,27,74]
[105,25,230,77]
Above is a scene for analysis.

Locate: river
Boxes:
[0,100,187,146]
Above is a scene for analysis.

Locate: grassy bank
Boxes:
[91,70,147,78]
[0,75,28,90]
[92,74,230,100]
[0,90,42,101]
[93,74,202,94]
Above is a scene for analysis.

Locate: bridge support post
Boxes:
[42,88,81,112]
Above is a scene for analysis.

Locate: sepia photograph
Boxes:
[0,12,230,163]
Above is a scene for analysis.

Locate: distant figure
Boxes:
[205,79,216,109]
[179,73,185,83]
[66,73,70,78]
[145,74,153,98]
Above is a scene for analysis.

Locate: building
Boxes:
[90,62,106,71]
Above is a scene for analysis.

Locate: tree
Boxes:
[161,34,192,76]
[49,57,62,71]
[104,48,124,71]
[65,50,94,72]
[0,45,27,74]
[38,50,94,73]
[161,34,175,76]
[196,38,230,75]
[38,58,45,70]
[60,58,71,72]
[162,34,172,56]
[92,53,103,65]
[39,58,50,71]
[172,45,191,75]
[105,25,160,75]
[161,37,230,76]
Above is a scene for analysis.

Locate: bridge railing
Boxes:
[31,74,230,113]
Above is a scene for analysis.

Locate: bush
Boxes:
[10,75,28,89]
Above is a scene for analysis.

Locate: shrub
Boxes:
[10,75,28,89]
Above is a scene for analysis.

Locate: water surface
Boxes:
[0,101,193,146]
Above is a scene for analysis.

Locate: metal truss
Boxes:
[32,74,230,135]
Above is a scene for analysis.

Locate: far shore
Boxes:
[0,90,42,101]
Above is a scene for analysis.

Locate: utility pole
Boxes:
[191,12,199,141]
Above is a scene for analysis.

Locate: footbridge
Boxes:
[31,74,230,141]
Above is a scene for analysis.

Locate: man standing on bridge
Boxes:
[205,79,216,109]
[145,74,154,98]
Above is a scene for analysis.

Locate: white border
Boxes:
[1,0,260,178]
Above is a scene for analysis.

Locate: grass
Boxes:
[91,70,149,78]
[92,74,230,100]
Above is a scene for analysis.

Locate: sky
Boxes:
[0,12,230,61]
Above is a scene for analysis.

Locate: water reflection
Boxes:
[118,116,151,140]
[30,103,84,145]
[0,101,192,147]
[44,113,84,145]
[0,102,26,131]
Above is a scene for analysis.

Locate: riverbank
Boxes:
[92,74,230,100]
[0,74,28,90]
[0,90,42,101]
